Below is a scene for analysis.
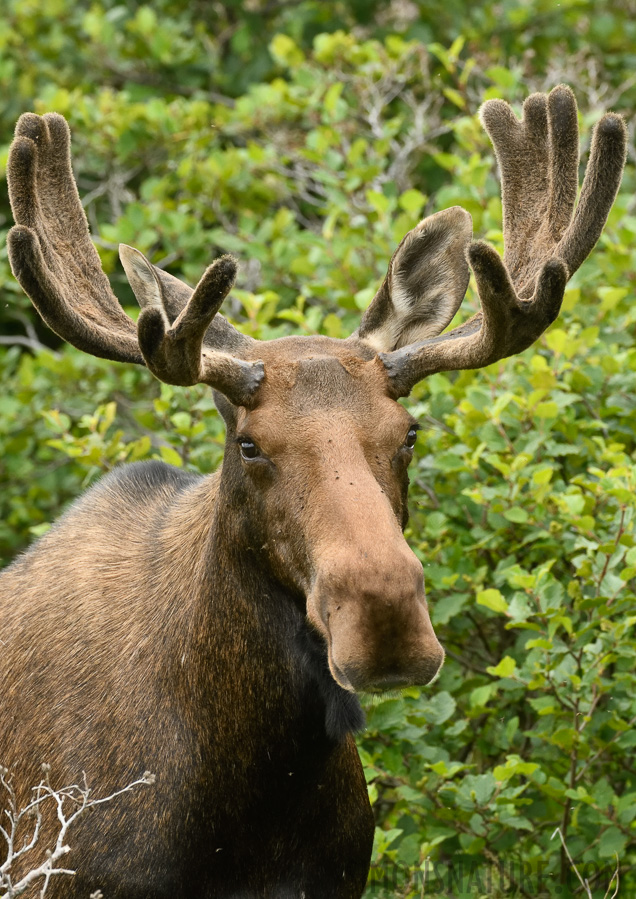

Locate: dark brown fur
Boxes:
[1,87,626,898]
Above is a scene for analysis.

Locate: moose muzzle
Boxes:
[306,547,444,693]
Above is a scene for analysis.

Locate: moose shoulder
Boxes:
[0,87,626,898]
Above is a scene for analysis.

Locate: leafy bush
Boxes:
[1,3,635,896]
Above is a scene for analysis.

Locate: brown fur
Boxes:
[1,87,625,898]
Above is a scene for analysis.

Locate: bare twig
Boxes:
[0,765,154,899]
[552,826,592,897]
[0,336,58,356]
[551,828,620,899]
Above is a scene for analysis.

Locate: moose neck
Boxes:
[164,452,364,749]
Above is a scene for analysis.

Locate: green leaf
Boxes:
[135,6,157,35]
[432,592,468,626]
[269,33,304,67]
[532,467,553,486]
[470,684,496,708]
[503,507,529,524]
[485,65,518,88]
[526,638,552,650]
[598,286,628,311]
[366,189,391,215]
[476,589,509,614]
[598,826,628,858]
[159,446,183,467]
[534,401,559,418]
[544,328,568,353]
[464,772,497,806]
[398,188,427,214]
[486,656,516,678]
[323,82,344,116]
[424,691,456,725]
[443,87,466,108]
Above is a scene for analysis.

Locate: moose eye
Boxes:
[238,438,260,460]
[404,426,419,449]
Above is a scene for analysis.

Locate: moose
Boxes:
[0,86,626,898]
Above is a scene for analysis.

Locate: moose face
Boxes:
[222,335,445,693]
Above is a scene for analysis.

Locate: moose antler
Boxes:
[7,90,627,408]
[118,245,264,404]
[379,85,627,397]
[7,113,143,364]
[6,113,263,407]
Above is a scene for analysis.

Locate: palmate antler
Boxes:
[6,88,628,406]
[368,85,627,397]
[8,114,143,365]
[7,113,263,407]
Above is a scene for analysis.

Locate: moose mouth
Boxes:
[327,651,446,695]
[327,656,356,693]
[305,588,445,695]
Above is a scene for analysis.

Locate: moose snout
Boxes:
[306,551,445,693]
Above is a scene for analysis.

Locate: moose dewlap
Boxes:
[0,86,626,898]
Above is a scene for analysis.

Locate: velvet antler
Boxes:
[8,113,143,364]
[373,86,627,397]
[7,113,263,407]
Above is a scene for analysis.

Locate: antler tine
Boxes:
[556,111,628,275]
[380,86,627,398]
[481,84,627,293]
[7,113,143,364]
[380,248,568,396]
[120,247,264,408]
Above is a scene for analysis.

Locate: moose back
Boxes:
[0,87,626,897]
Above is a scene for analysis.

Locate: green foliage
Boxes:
[0,346,225,561]
[1,2,635,896]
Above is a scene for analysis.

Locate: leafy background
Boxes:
[0,1,635,896]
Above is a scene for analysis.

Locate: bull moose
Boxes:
[0,86,627,898]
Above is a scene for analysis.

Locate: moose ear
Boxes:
[356,207,472,352]
[119,245,166,313]
[119,244,195,324]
